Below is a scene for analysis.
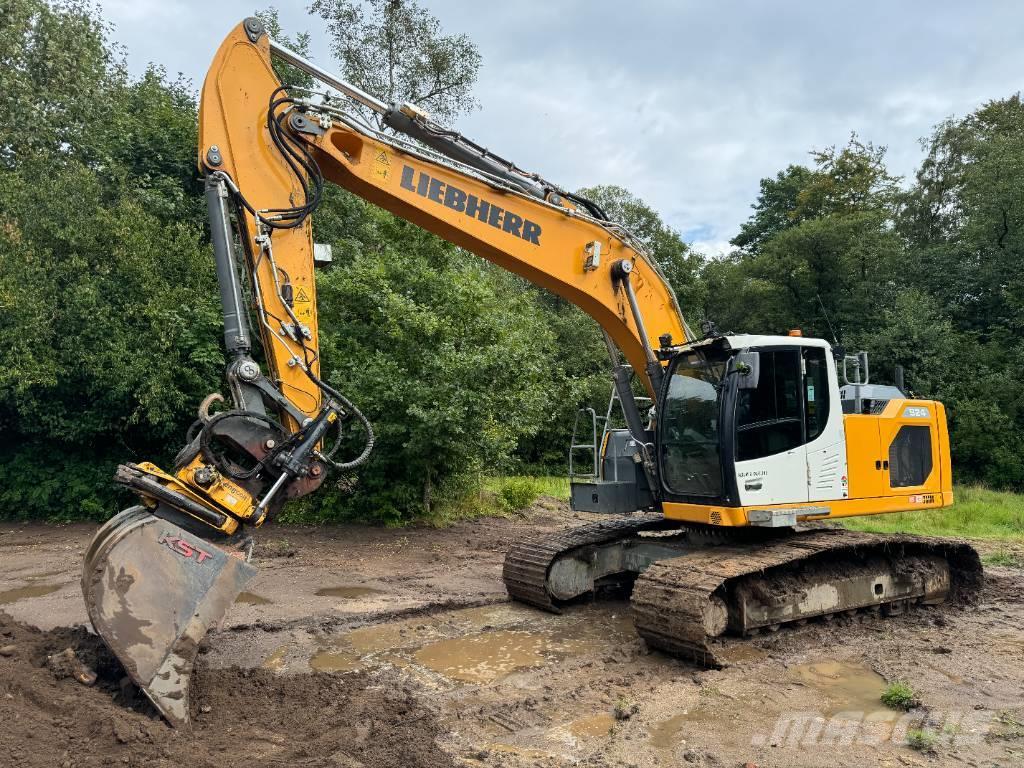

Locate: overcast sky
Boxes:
[102,1,1022,254]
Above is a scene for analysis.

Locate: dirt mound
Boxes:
[0,612,455,768]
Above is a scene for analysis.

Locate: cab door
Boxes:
[734,348,808,505]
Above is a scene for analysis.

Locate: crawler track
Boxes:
[503,520,983,667]
[631,528,982,666]
[502,513,668,611]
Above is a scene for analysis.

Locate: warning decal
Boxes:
[372,149,392,182]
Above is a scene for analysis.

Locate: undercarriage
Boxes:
[503,516,983,666]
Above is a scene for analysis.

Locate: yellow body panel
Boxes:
[199,34,323,428]
[663,491,953,526]
[132,462,242,535]
[177,456,262,524]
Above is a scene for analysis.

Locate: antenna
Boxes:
[816,293,840,345]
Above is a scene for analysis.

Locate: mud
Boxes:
[0,613,455,768]
[235,591,273,605]
[316,586,386,599]
[2,501,1023,767]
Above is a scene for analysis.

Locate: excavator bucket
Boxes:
[81,507,256,727]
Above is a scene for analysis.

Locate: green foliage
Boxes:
[881,681,919,711]
[497,477,542,512]
[300,203,561,523]
[309,0,481,123]
[0,444,124,522]
[0,0,220,521]
[906,728,938,752]
[982,549,1024,567]
[731,165,813,253]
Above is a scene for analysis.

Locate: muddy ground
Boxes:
[2,499,1023,767]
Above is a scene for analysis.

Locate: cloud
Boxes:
[101,1,1024,248]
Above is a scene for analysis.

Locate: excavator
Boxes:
[81,18,982,727]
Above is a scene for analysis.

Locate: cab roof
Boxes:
[684,333,832,353]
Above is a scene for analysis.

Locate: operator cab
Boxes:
[572,333,951,527]
[658,334,844,510]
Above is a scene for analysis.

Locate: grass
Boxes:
[482,475,569,500]
[906,728,938,752]
[841,485,1024,541]
[881,681,920,711]
[982,549,1024,567]
[422,475,571,527]
[613,696,639,720]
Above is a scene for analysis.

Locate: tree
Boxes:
[731,165,813,254]
[711,137,901,339]
[0,0,120,168]
[901,96,1024,337]
[795,135,901,219]
[303,204,560,521]
[309,0,481,123]
[0,1,220,521]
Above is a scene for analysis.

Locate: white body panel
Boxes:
[736,447,808,505]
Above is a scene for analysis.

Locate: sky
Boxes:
[101,1,1023,255]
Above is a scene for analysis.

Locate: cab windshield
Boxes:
[659,349,727,498]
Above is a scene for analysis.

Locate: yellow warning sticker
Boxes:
[295,287,311,303]
[373,149,392,182]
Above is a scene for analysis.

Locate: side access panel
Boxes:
[571,480,645,514]
[843,414,886,499]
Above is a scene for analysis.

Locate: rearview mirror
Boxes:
[734,351,760,390]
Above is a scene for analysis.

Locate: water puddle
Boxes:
[306,603,635,684]
[0,583,63,604]
[25,569,65,581]
[236,591,272,605]
[650,713,689,749]
[315,586,385,599]
[309,648,362,673]
[568,713,615,739]
[261,644,289,671]
[791,659,886,716]
[415,630,550,683]
[649,707,749,751]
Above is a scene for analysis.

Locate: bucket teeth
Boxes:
[81,507,256,727]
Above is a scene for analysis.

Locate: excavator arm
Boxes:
[198,19,690,405]
[82,17,690,727]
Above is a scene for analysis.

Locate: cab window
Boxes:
[803,347,830,442]
[660,352,726,498]
[735,349,802,461]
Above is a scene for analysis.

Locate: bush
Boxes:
[498,477,541,512]
[906,728,937,752]
[881,681,920,711]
